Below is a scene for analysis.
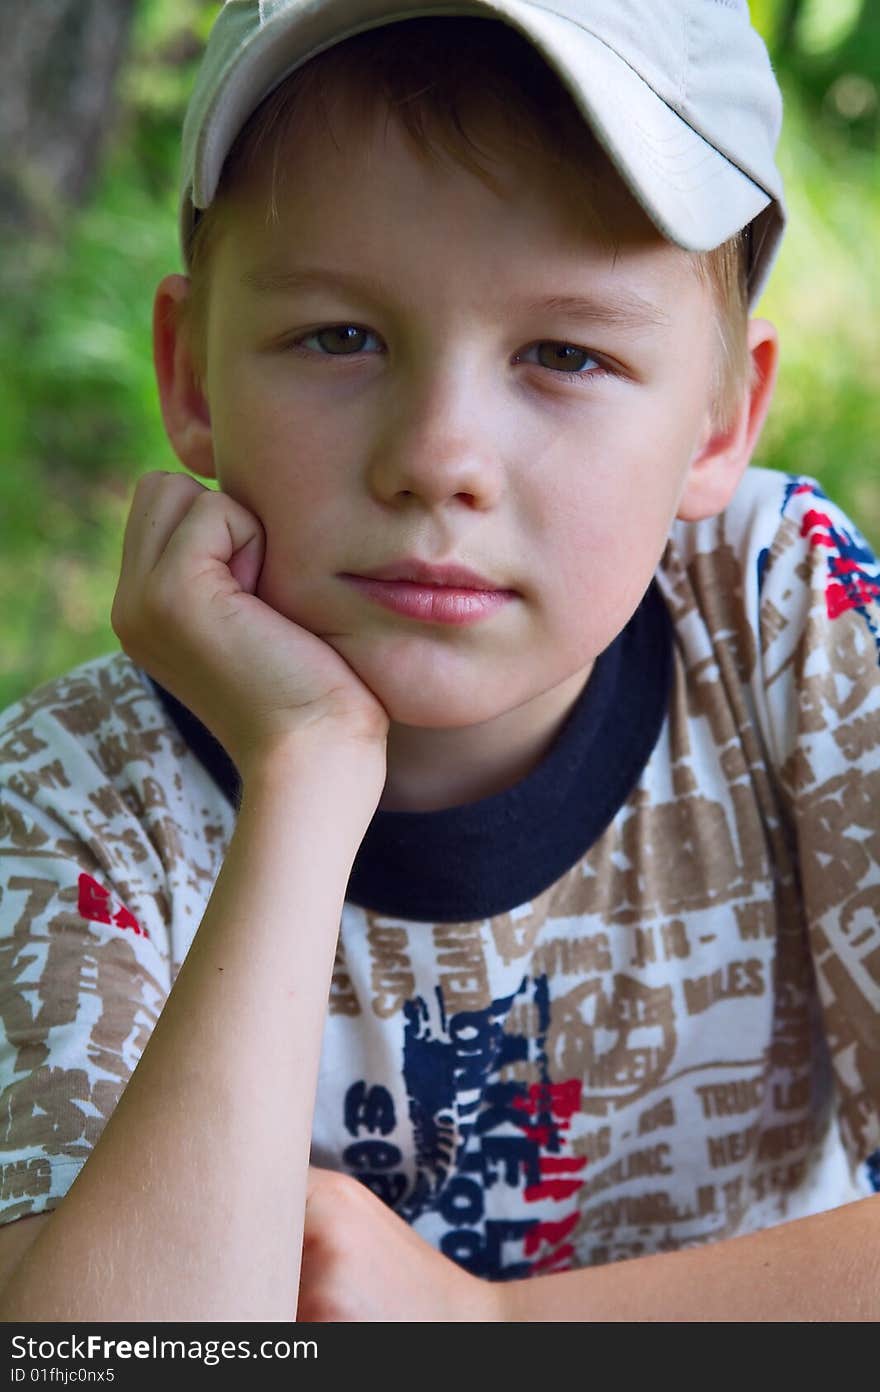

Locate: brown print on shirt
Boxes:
[760,598,789,649]
[545,974,676,1108]
[94,730,164,781]
[50,661,158,744]
[758,515,802,656]
[0,800,53,854]
[367,916,414,1018]
[810,912,880,1162]
[6,759,71,805]
[0,915,165,1177]
[567,668,774,926]
[686,542,757,688]
[622,795,744,915]
[795,605,877,735]
[329,937,361,1017]
[796,768,880,918]
[434,921,490,1015]
[488,890,552,966]
[563,791,752,927]
[834,712,880,763]
[841,889,880,984]
[52,692,111,740]
[0,725,51,770]
[0,1157,53,1221]
[532,932,613,980]
[682,957,766,1016]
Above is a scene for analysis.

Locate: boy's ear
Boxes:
[676,317,779,523]
[153,274,217,481]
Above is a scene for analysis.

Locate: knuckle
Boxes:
[138,469,200,499]
[171,476,208,511]
[322,1170,367,1216]
[188,482,216,508]
[133,469,172,496]
[212,487,260,526]
[308,1169,362,1227]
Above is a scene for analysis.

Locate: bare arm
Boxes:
[495,1193,880,1321]
[286,1156,880,1322]
[0,734,383,1322]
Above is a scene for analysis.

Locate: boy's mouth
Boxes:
[340,559,517,627]
[346,557,509,591]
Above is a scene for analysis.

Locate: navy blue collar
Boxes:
[146,580,673,923]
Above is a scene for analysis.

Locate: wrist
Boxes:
[238,725,387,811]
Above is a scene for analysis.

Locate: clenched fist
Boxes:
[111,471,390,779]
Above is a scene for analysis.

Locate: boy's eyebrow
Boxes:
[240,265,671,329]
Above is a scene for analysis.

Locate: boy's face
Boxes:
[193,103,724,733]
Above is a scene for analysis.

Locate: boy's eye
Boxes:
[518,342,606,377]
[293,325,380,355]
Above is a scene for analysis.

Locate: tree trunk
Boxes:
[0,0,138,236]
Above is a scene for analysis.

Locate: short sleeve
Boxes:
[0,656,204,1224]
[754,475,880,1179]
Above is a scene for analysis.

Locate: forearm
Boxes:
[0,736,381,1323]
[500,1194,880,1321]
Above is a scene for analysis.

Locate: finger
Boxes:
[227,530,264,594]
[159,485,265,580]
[118,470,209,581]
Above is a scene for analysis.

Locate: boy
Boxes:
[0,0,878,1321]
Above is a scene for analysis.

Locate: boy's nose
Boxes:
[364,372,506,512]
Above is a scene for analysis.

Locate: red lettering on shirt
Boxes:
[77,873,147,937]
[523,1211,580,1256]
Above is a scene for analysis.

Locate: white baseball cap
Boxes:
[181,0,787,303]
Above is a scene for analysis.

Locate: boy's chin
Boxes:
[338,650,515,730]
[363,681,501,731]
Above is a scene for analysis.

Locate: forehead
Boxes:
[213,93,703,315]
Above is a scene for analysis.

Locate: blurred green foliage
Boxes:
[1,0,878,710]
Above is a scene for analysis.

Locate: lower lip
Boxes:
[342,576,515,625]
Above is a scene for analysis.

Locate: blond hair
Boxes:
[183,17,753,430]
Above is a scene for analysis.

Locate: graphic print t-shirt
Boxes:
[1,467,879,1276]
